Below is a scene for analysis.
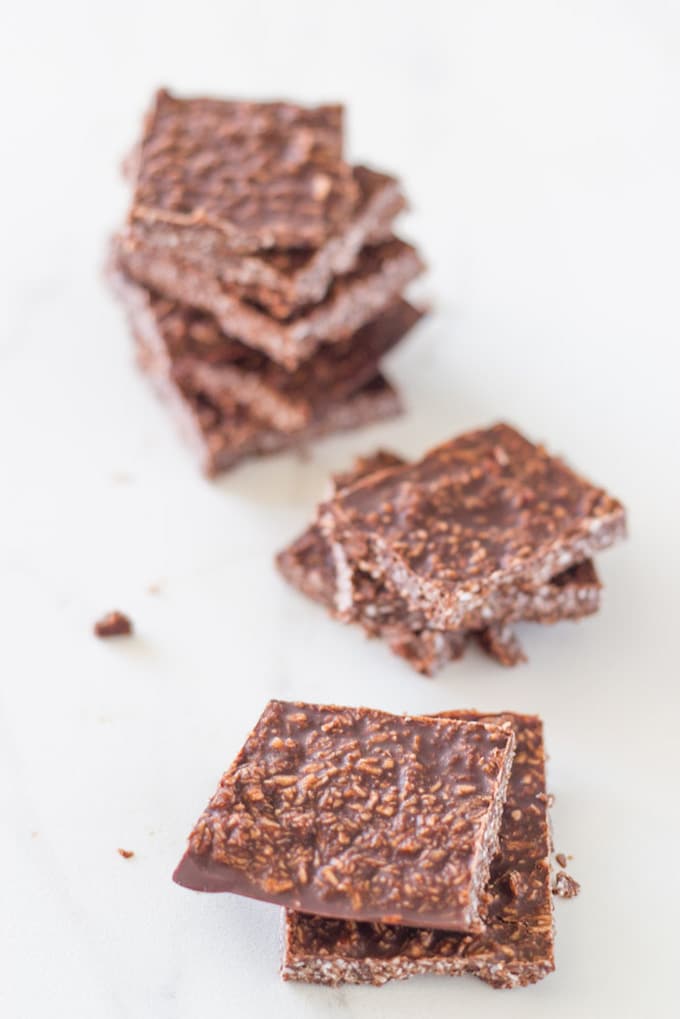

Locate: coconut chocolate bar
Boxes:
[321,423,625,629]
[116,235,424,369]
[282,711,554,989]
[128,89,358,254]
[173,700,516,933]
[277,452,602,674]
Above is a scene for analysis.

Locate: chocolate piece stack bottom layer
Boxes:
[173,701,558,989]
[277,424,626,674]
[109,90,426,475]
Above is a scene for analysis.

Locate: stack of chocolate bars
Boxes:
[109,90,425,475]
[173,699,558,989]
[278,423,626,674]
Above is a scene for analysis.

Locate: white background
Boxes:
[1,2,678,1016]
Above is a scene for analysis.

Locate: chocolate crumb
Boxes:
[94,611,133,638]
[553,870,580,898]
[117,848,135,859]
[555,852,568,868]
[147,583,161,595]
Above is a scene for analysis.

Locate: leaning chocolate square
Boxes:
[116,235,424,369]
[277,452,603,674]
[125,164,405,319]
[109,266,422,433]
[322,423,626,629]
[173,700,516,932]
[282,711,554,989]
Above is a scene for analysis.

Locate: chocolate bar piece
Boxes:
[277,454,602,674]
[278,520,600,674]
[282,711,554,989]
[126,165,405,319]
[110,265,402,474]
[553,871,581,899]
[129,90,359,254]
[173,700,516,933]
[139,337,400,476]
[322,424,625,630]
[116,236,424,369]
[110,267,421,433]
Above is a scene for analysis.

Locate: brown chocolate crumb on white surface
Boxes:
[94,611,133,638]
[553,871,581,899]
[173,700,516,933]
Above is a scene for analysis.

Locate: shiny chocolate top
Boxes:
[173,700,515,932]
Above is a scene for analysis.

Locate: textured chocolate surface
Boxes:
[127,165,405,318]
[277,454,602,674]
[322,424,625,629]
[173,700,516,932]
[129,90,358,253]
[110,265,402,474]
[116,235,424,369]
[282,711,554,989]
[111,266,421,432]
[140,343,400,477]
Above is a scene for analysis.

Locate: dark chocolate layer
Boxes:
[140,345,401,477]
[129,89,358,253]
[111,266,421,432]
[116,236,425,369]
[322,424,625,629]
[282,711,554,989]
[277,453,602,674]
[173,700,516,932]
[127,165,405,318]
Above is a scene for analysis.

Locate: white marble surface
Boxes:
[1,2,679,1016]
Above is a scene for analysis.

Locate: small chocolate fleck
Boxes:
[94,611,133,638]
[555,852,568,868]
[552,871,580,898]
[504,869,521,897]
[117,848,135,859]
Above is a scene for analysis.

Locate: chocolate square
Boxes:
[173,700,516,932]
[282,711,554,989]
[322,424,625,629]
[116,235,424,369]
[126,165,405,318]
[277,453,602,674]
[110,264,403,474]
[110,267,421,432]
[129,89,358,254]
